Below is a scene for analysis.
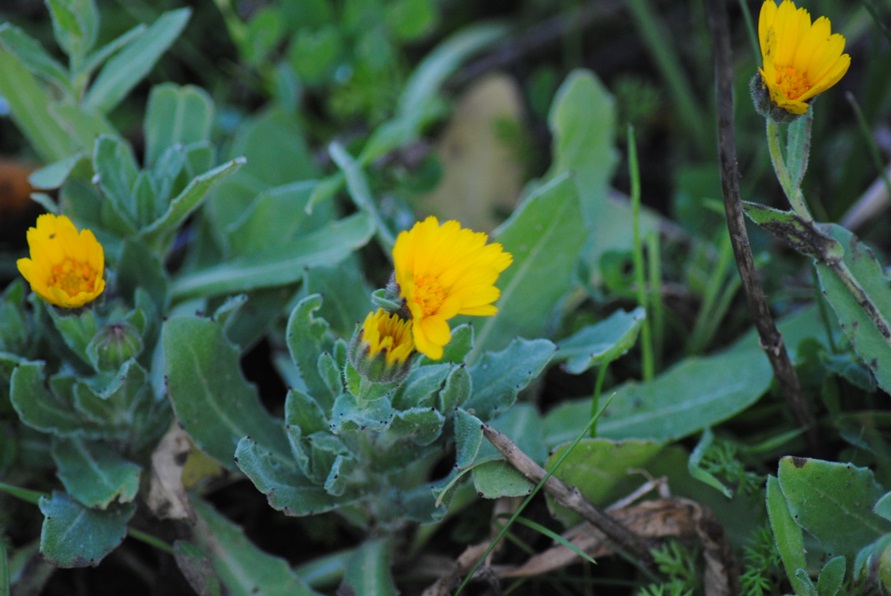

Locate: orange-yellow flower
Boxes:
[393,216,512,360]
[360,308,415,366]
[17,213,105,308]
[758,0,850,115]
[348,309,415,384]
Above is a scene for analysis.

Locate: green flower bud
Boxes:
[347,309,415,385]
[87,321,143,371]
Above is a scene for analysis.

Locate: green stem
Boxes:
[646,232,664,371]
[0,543,8,596]
[766,119,813,221]
[0,482,44,505]
[589,359,612,439]
[129,528,175,555]
[628,126,654,381]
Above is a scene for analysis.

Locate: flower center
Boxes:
[413,275,445,317]
[775,66,811,100]
[49,258,99,298]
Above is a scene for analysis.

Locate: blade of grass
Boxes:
[846,92,891,210]
[629,126,654,381]
[501,515,597,566]
[646,232,664,371]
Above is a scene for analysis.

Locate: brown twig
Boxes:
[481,423,655,570]
[705,0,818,452]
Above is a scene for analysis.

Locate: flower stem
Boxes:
[766,119,813,221]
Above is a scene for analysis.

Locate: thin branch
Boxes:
[705,0,818,452]
[481,423,655,569]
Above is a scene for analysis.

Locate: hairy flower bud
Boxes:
[347,309,415,384]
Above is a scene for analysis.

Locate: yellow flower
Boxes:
[348,309,415,384]
[360,308,415,366]
[393,216,512,360]
[758,0,850,115]
[17,213,106,308]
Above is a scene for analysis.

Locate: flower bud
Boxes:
[87,321,144,371]
[347,309,415,385]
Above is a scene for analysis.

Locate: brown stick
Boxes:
[705,0,818,451]
[481,423,655,570]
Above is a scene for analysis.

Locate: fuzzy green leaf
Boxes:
[339,539,397,596]
[85,9,191,113]
[465,338,555,420]
[191,497,317,595]
[170,213,374,300]
[52,438,140,509]
[163,315,290,469]
[473,175,585,355]
[39,492,135,568]
[545,348,772,444]
[234,436,348,517]
[144,83,214,167]
[556,307,646,374]
[814,223,891,393]
[767,475,808,596]
[778,457,891,556]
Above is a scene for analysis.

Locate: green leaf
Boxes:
[465,338,555,420]
[556,307,646,374]
[191,497,318,595]
[226,180,331,256]
[743,201,842,262]
[397,23,505,122]
[52,437,140,509]
[85,8,191,113]
[234,436,346,517]
[438,363,472,412]
[171,213,374,300]
[0,23,69,90]
[285,295,334,406]
[778,457,891,556]
[0,48,76,161]
[211,108,319,230]
[45,0,98,62]
[10,362,97,436]
[144,83,214,167]
[546,69,658,285]
[303,261,372,338]
[163,315,290,469]
[473,175,585,354]
[94,134,140,227]
[28,153,87,190]
[141,157,246,248]
[172,541,222,596]
[545,348,772,445]
[472,461,533,498]
[392,364,450,410]
[339,539,397,596]
[814,223,891,393]
[39,492,135,568]
[785,111,812,191]
[767,475,808,596]
[389,407,446,446]
[815,556,845,596]
[546,438,663,526]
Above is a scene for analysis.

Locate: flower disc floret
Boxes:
[757,0,850,115]
[393,216,512,360]
[17,213,106,308]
